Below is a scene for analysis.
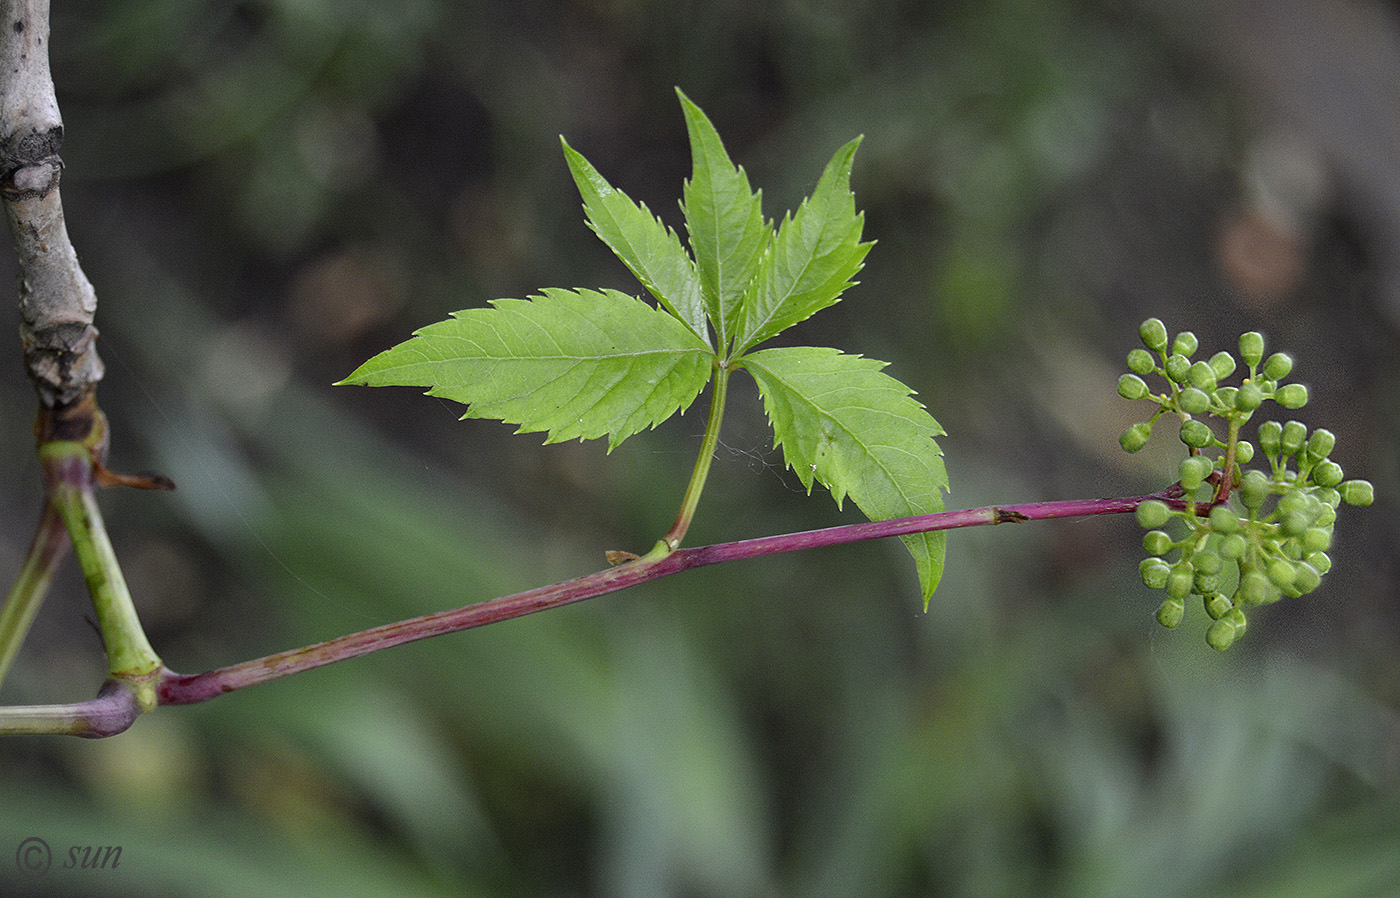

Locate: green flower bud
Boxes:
[1306,551,1332,575]
[1204,592,1232,620]
[1340,480,1374,507]
[1312,460,1344,488]
[1179,455,1212,488]
[1237,570,1274,605]
[1240,470,1270,509]
[1280,420,1307,457]
[1136,499,1171,529]
[1193,570,1220,595]
[1120,422,1153,453]
[1220,533,1248,559]
[1225,606,1247,631]
[1164,354,1191,384]
[1215,386,1239,409]
[1302,527,1332,553]
[1178,387,1211,415]
[1275,383,1309,409]
[1118,373,1150,400]
[1143,530,1175,556]
[1206,505,1237,532]
[1209,351,1237,380]
[1140,558,1172,589]
[1188,360,1218,391]
[1139,318,1169,352]
[1267,558,1297,588]
[1239,331,1265,368]
[1263,352,1294,381]
[1179,420,1215,449]
[1166,566,1194,599]
[1127,348,1156,376]
[1293,562,1322,594]
[1258,420,1283,458]
[1234,382,1264,412]
[1235,440,1255,464]
[1194,549,1224,574]
[1156,597,1185,629]
[1305,429,1336,463]
[1279,511,1310,537]
[1206,617,1238,651]
[1277,491,1320,523]
[1172,331,1199,357]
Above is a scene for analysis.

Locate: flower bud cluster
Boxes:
[1120,320,1373,650]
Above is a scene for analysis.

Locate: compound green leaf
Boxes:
[677,89,768,351]
[339,288,714,451]
[562,137,710,345]
[735,137,872,354]
[741,346,949,602]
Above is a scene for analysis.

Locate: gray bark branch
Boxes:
[0,0,102,409]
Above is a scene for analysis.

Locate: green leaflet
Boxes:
[734,137,872,355]
[561,138,710,345]
[338,288,714,451]
[677,89,769,351]
[345,93,954,604]
[740,346,949,602]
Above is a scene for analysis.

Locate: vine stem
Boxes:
[1,0,105,409]
[42,443,163,699]
[152,489,1177,708]
[0,485,1191,735]
[0,503,69,690]
[0,679,140,738]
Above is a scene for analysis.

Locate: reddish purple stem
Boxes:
[157,490,1172,707]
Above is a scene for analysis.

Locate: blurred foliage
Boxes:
[1,0,1398,895]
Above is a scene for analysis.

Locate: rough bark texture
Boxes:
[0,0,102,415]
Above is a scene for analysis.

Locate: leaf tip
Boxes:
[335,363,375,387]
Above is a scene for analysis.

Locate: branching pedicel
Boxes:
[1117,319,1372,649]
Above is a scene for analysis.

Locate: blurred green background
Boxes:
[2,0,1399,895]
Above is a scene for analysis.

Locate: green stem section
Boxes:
[0,504,70,694]
[41,442,162,709]
[662,359,731,550]
[1214,416,1241,504]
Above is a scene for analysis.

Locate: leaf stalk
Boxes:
[662,359,731,549]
